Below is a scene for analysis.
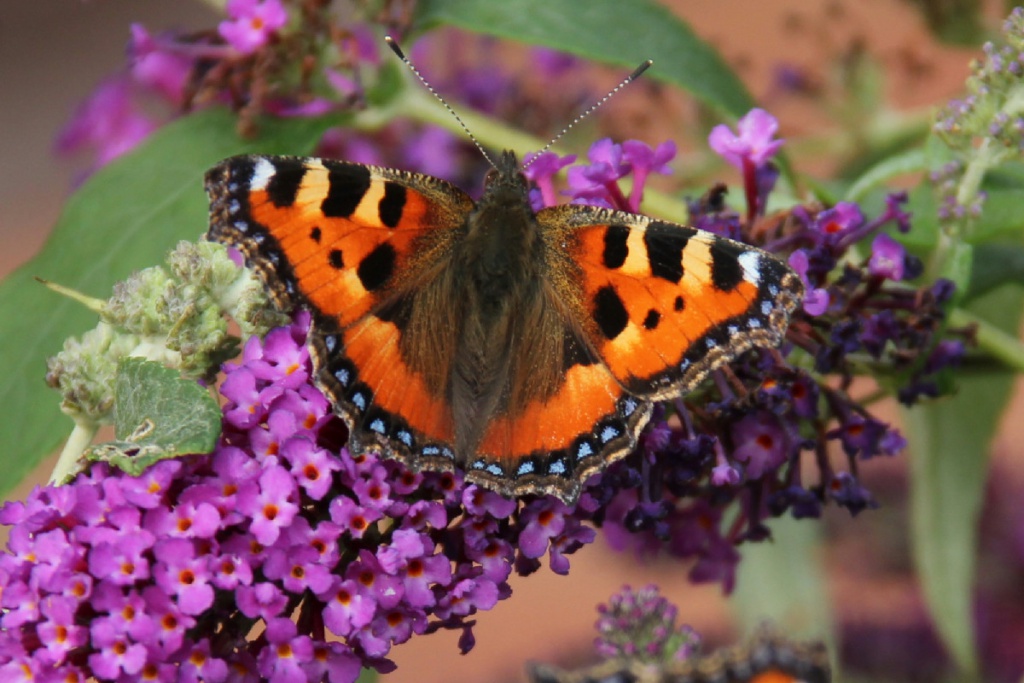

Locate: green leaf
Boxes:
[0,109,331,496]
[844,148,927,204]
[412,0,754,118]
[83,358,222,477]
[904,284,1024,676]
[901,185,940,250]
[733,517,837,673]
[966,243,1024,300]
[941,242,975,298]
[972,189,1024,242]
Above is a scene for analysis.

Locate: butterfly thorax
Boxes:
[448,150,556,458]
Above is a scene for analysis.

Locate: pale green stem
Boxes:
[949,306,1024,373]
[38,279,106,313]
[379,85,692,220]
[50,419,99,485]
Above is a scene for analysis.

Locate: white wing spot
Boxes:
[738,251,761,285]
[250,158,277,191]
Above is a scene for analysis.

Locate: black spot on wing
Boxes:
[328,249,344,269]
[379,182,407,228]
[321,161,371,218]
[310,226,322,243]
[644,222,694,284]
[643,309,661,330]
[357,243,396,292]
[674,295,685,312]
[711,240,745,292]
[593,286,629,340]
[602,223,630,269]
[264,159,306,208]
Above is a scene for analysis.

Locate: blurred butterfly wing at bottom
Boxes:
[527,629,831,683]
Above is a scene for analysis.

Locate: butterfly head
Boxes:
[481,150,531,206]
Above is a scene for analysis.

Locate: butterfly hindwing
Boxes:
[536,204,803,399]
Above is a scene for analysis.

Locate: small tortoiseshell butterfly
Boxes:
[527,629,831,683]
[206,147,802,503]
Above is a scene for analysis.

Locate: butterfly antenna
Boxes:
[522,59,653,171]
[385,36,497,169]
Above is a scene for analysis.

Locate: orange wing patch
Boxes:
[479,362,620,456]
[557,212,800,399]
[338,314,454,445]
[226,157,467,327]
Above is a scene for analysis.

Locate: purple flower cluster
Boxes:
[522,115,969,591]
[594,585,700,663]
[0,313,599,681]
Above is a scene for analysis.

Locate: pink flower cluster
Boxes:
[0,313,595,682]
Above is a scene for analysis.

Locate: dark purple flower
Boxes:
[731,412,789,479]
[926,339,966,373]
[829,414,903,459]
[769,485,823,519]
[882,191,913,233]
[517,498,567,559]
[548,517,597,575]
[829,472,879,516]
[814,202,865,244]
[788,250,830,315]
[868,233,907,280]
[861,310,900,358]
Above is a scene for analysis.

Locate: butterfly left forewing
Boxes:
[207,155,472,468]
[538,204,803,400]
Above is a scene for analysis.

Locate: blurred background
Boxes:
[1,1,1022,681]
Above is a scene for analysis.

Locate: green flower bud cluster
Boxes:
[46,240,287,428]
[933,8,1024,237]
